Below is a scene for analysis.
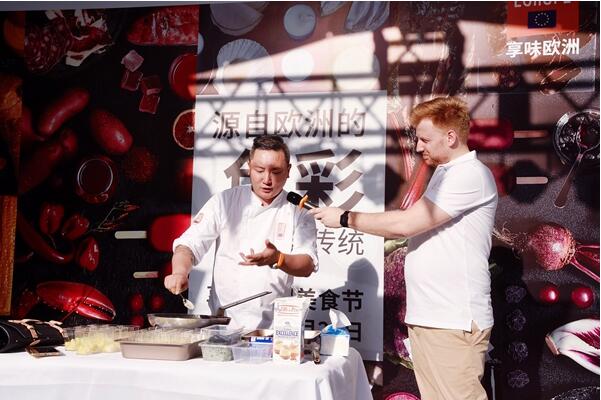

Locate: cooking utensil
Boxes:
[214,290,271,316]
[148,290,271,329]
[180,293,195,310]
[555,120,600,208]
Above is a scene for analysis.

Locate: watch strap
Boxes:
[340,210,350,228]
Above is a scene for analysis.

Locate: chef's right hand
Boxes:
[164,273,189,295]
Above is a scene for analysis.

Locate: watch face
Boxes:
[552,109,600,166]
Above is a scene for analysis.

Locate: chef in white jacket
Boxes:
[165,135,318,329]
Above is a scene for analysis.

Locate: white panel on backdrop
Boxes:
[190,91,387,360]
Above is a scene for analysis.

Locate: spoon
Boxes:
[180,293,195,310]
[554,122,599,208]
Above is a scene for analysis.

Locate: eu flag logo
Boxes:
[528,10,557,29]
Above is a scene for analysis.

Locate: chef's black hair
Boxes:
[251,135,290,164]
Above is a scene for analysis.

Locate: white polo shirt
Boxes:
[173,186,318,330]
[404,151,498,331]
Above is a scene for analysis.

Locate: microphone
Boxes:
[287,191,318,210]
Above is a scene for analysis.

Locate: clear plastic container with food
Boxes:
[200,341,243,361]
[231,342,273,364]
[200,325,243,345]
[64,324,139,354]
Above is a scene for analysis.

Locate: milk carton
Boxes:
[272,297,310,363]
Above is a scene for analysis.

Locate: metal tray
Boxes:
[120,340,202,361]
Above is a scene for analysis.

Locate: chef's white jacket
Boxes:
[173,185,318,330]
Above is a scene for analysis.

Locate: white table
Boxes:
[0,347,372,400]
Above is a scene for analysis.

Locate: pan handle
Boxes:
[216,291,272,317]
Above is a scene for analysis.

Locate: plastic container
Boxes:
[64,325,139,354]
[200,341,242,361]
[242,329,321,348]
[200,325,243,345]
[231,342,273,364]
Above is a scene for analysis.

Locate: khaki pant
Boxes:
[408,322,491,400]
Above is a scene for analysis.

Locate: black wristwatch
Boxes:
[339,210,351,228]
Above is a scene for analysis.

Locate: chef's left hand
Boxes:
[239,239,279,267]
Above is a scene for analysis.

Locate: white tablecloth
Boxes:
[0,347,372,400]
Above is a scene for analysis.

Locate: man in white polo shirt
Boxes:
[310,97,498,400]
[165,135,318,330]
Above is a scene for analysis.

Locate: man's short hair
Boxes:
[250,134,290,164]
[409,97,470,143]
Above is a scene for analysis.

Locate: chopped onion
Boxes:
[545,318,600,375]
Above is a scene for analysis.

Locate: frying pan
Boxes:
[147,290,271,329]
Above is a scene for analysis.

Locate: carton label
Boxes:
[272,298,308,363]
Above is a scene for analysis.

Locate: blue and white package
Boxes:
[250,336,273,344]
